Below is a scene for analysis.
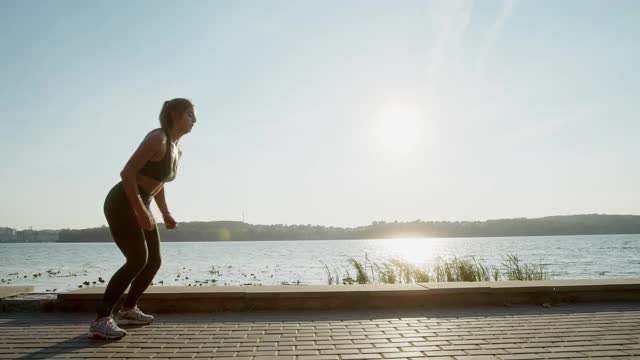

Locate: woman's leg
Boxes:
[122,225,161,308]
[96,224,149,317]
[96,183,149,318]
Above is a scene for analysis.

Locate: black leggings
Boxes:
[97,182,162,317]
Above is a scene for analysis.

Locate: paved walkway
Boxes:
[1,302,639,359]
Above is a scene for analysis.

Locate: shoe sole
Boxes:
[87,331,126,340]
[115,318,154,325]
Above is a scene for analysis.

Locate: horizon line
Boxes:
[4,213,639,232]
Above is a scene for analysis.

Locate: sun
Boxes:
[372,100,430,154]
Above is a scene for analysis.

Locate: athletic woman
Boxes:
[89,98,196,339]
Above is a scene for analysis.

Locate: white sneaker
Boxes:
[88,315,127,339]
[116,305,154,325]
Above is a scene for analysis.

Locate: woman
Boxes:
[89,98,196,339]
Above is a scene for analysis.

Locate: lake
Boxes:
[1,234,638,292]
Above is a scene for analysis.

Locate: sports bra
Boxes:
[138,129,178,183]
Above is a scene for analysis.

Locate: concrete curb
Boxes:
[0,293,57,312]
[3,280,640,312]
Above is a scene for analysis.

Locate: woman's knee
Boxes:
[125,256,148,275]
[146,255,162,272]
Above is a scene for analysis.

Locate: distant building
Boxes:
[16,229,59,242]
[16,229,32,242]
[0,227,17,242]
[34,230,59,242]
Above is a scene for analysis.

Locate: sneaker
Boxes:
[88,315,127,339]
[116,305,154,325]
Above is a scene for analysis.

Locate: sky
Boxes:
[1,0,639,230]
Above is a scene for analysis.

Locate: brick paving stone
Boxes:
[374,342,413,348]
[0,302,638,359]
[424,350,468,357]
[497,355,543,360]
[508,348,550,354]
[381,352,423,358]
[320,348,360,355]
[581,350,631,357]
[361,347,402,354]
[543,352,586,358]
[464,349,509,355]
[440,344,482,351]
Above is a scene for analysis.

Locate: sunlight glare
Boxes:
[372,100,432,155]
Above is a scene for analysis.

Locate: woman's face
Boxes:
[174,106,197,134]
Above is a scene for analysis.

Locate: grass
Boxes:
[501,254,548,281]
[323,253,547,285]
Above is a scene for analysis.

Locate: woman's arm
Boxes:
[120,130,165,229]
[154,186,170,215]
[154,187,177,229]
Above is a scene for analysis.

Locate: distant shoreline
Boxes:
[4,233,640,244]
[2,214,640,243]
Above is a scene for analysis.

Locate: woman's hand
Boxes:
[136,207,155,231]
[162,212,177,230]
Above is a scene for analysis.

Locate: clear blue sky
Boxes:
[1,0,639,230]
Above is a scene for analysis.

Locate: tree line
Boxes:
[54,214,640,242]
